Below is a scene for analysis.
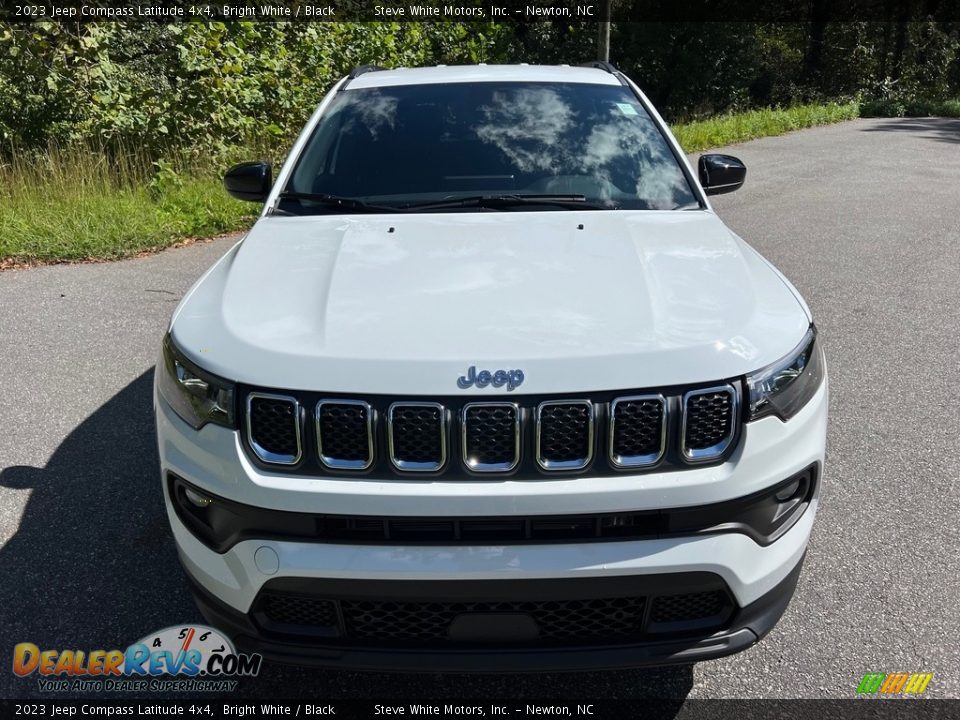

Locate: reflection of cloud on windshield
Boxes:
[581,120,622,167]
[312,85,697,209]
[582,112,690,209]
[634,148,691,209]
[340,91,399,140]
[474,89,574,172]
[475,95,690,208]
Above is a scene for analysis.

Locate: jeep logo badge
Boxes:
[457,366,524,392]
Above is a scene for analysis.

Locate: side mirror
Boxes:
[698,154,746,195]
[224,161,272,202]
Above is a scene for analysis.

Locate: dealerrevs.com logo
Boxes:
[13,625,262,693]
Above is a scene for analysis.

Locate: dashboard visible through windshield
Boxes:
[282,81,700,213]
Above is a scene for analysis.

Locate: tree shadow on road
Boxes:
[860,117,960,144]
[0,370,193,698]
[0,370,692,707]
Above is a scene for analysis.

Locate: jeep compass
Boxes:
[155,63,828,671]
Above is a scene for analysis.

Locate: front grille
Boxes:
[462,402,519,471]
[255,585,734,646]
[242,381,740,474]
[316,400,373,470]
[536,400,594,470]
[388,403,446,471]
[246,393,301,464]
[682,385,737,461]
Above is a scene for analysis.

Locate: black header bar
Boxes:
[4,0,960,23]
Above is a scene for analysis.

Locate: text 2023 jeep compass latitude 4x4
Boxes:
[155,64,827,671]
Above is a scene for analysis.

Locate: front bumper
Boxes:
[156,380,826,670]
[184,556,805,672]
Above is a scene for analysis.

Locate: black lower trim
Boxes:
[170,463,818,553]
[184,555,805,672]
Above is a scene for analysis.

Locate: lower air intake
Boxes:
[340,597,647,642]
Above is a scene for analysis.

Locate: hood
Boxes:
[171,210,809,395]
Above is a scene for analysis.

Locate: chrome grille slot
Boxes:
[609,395,666,468]
[535,400,594,470]
[246,393,302,465]
[316,400,373,470]
[388,402,446,472]
[461,402,520,472]
[681,385,738,462]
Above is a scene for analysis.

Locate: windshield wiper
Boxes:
[276,192,403,214]
[401,194,612,212]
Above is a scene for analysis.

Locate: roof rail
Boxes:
[348,64,386,79]
[339,64,387,91]
[580,61,619,74]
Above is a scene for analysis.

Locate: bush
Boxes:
[0,22,511,158]
[860,97,960,117]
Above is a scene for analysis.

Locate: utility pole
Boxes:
[597,0,611,62]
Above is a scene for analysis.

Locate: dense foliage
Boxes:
[1,21,958,158]
[0,22,515,157]
[1,20,958,264]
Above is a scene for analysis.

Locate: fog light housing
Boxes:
[184,488,213,508]
[665,463,818,545]
[774,478,802,502]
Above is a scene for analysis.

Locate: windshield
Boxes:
[283,81,699,213]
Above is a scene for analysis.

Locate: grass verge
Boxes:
[671,101,861,153]
[0,145,255,267]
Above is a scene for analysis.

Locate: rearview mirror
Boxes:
[698,154,746,195]
[224,161,272,202]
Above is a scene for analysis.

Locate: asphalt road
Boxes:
[1,118,958,703]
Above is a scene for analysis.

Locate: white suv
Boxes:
[155,63,827,671]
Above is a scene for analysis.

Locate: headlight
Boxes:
[746,326,825,422]
[157,333,235,429]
